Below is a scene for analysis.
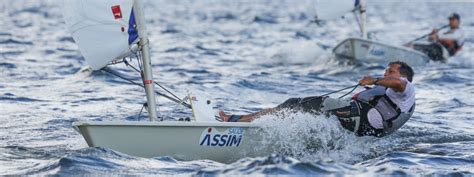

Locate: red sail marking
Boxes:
[111,5,122,20]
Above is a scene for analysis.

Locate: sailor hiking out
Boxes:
[219,61,416,137]
[408,13,465,62]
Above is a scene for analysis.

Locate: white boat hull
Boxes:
[73,121,269,163]
[333,37,430,66]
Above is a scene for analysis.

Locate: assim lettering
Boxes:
[199,127,245,147]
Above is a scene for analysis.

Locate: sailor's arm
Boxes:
[431,29,464,42]
[359,76,406,92]
[438,30,464,41]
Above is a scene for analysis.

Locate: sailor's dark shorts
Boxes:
[413,43,445,62]
[276,96,384,137]
[276,96,325,114]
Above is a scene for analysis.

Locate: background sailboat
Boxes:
[313,0,431,66]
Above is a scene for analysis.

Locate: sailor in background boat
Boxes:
[219,61,416,137]
[411,13,465,62]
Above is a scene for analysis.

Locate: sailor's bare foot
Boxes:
[219,111,230,122]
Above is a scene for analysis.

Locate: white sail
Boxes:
[63,0,139,70]
[313,0,359,21]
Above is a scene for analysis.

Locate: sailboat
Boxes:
[63,0,271,163]
[313,0,430,66]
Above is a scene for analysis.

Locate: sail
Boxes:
[313,0,360,21]
[63,0,139,70]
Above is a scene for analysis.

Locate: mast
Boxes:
[133,0,159,121]
[359,0,367,39]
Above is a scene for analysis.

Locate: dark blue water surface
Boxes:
[1,0,473,176]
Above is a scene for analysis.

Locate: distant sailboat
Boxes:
[63,0,269,163]
[313,0,430,66]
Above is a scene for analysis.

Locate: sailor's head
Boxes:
[448,13,460,28]
[384,61,414,82]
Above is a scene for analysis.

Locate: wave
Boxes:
[250,110,473,164]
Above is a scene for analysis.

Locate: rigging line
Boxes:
[338,84,358,99]
[320,84,360,97]
[102,67,191,108]
[299,83,359,103]
[101,67,192,109]
[137,102,147,121]
[102,67,143,87]
[163,95,190,120]
[136,50,143,70]
[122,58,184,103]
[353,11,363,35]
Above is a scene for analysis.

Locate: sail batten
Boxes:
[63,0,138,70]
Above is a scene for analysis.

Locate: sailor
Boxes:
[412,13,465,61]
[219,61,415,137]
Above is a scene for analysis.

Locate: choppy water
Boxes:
[1,0,473,176]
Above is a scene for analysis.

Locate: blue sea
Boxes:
[1,0,473,176]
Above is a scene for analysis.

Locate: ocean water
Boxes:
[1,0,473,176]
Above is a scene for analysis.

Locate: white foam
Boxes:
[252,111,376,163]
[268,40,330,64]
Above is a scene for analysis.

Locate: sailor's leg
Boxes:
[432,43,447,62]
[320,97,351,112]
[221,96,352,122]
[413,43,426,51]
[413,43,435,58]
[276,96,329,114]
[277,96,353,114]
[322,100,361,133]
[278,96,359,128]
[219,107,277,122]
[414,43,445,61]
[276,97,305,110]
[220,97,308,122]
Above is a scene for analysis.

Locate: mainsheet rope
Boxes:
[320,84,359,98]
